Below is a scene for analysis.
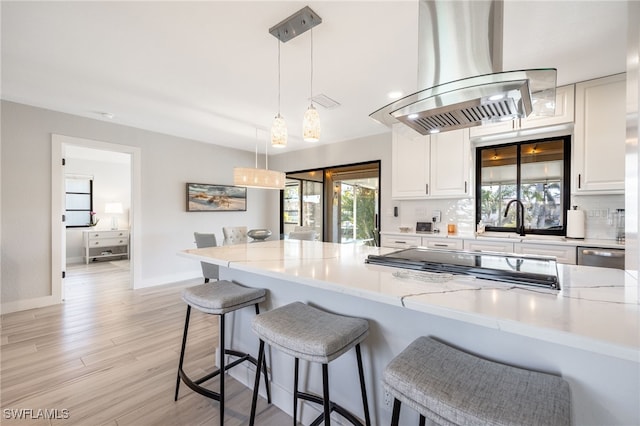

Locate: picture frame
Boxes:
[186,183,247,212]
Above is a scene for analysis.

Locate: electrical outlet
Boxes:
[432,210,441,223]
[383,389,392,407]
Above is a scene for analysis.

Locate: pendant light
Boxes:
[271,38,287,148]
[234,129,285,190]
[303,28,320,142]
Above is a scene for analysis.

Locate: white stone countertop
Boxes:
[180,240,639,362]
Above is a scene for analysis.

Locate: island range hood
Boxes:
[370,0,557,135]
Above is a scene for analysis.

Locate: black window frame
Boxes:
[475,135,571,237]
[65,177,94,228]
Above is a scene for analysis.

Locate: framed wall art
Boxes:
[186,183,247,212]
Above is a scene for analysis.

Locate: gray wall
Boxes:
[1,100,280,309]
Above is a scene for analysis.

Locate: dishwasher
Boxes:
[577,246,625,269]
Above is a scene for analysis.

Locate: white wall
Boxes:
[65,156,132,263]
[1,100,280,311]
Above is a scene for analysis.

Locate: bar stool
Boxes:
[249,302,371,426]
[175,280,271,426]
[383,336,571,426]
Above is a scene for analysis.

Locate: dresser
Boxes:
[83,230,129,264]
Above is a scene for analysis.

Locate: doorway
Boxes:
[281,161,380,245]
[52,134,141,302]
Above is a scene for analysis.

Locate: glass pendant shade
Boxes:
[233,167,285,190]
[303,104,321,142]
[271,114,287,148]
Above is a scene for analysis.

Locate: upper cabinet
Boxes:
[573,73,626,193]
[391,124,471,200]
[429,129,471,198]
[469,85,575,138]
[391,123,429,199]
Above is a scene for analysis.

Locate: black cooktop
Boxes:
[366,248,560,289]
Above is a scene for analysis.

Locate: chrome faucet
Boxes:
[504,199,526,236]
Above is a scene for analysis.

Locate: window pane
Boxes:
[66,178,90,193]
[520,140,565,230]
[66,193,91,210]
[479,145,517,227]
[66,210,91,227]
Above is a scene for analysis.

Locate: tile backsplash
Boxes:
[391,194,624,240]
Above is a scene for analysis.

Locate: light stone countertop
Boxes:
[180,239,639,362]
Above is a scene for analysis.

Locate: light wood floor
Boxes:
[1,261,291,425]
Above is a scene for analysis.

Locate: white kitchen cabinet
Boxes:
[83,230,129,264]
[380,234,421,249]
[392,124,471,199]
[429,129,472,198]
[573,73,626,193]
[469,85,575,138]
[464,239,515,253]
[514,243,576,265]
[421,237,463,250]
[391,123,429,199]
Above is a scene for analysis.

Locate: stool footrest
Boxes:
[179,350,261,401]
[297,391,366,426]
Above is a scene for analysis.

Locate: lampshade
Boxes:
[271,114,287,148]
[303,104,320,142]
[233,167,285,190]
[104,202,123,214]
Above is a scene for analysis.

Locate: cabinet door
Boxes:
[429,129,471,198]
[573,74,626,193]
[464,239,515,253]
[514,243,576,265]
[519,84,575,129]
[380,235,421,248]
[392,123,429,199]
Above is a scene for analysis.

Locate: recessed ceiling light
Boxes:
[387,91,403,99]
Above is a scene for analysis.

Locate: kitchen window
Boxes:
[475,136,571,236]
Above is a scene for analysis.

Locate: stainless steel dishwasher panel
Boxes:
[577,247,625,270]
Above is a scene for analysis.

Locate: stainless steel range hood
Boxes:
[370,0,557,135]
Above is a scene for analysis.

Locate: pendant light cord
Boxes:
[310,28,314,104]
[277,37,281,115]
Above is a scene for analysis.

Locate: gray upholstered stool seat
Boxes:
[251,301,369,363]
[175,280,270,426]
[249,302,371,426]
[384,336,571,426]
[182,279,265,314]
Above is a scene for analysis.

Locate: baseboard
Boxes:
[1,294,61,315]
[136,271,201,289]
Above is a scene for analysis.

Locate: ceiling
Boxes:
[1,1,628,155]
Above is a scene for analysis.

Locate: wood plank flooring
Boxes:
[1,261,290,425]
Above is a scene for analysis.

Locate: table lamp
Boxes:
[105,202,123,230]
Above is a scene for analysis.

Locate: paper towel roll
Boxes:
[566,208,585,239]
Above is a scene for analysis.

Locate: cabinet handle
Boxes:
[578,174,581,189]
[434,243,448,247]
[425,184,429,195]
[394,241,407,244]
[94,242,99,245]
[464,181,467,193]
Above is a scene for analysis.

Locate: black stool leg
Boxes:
[419,414,426,426]
[249,340,265,426]
[322,363,331,426]
[175,305,191,401]
[219,313,226,426]
[255,304,271,404]
[293,358,300,426]
[355,344,371,426]
[391,398,401,426]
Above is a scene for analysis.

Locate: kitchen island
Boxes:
[180,240,639,425]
